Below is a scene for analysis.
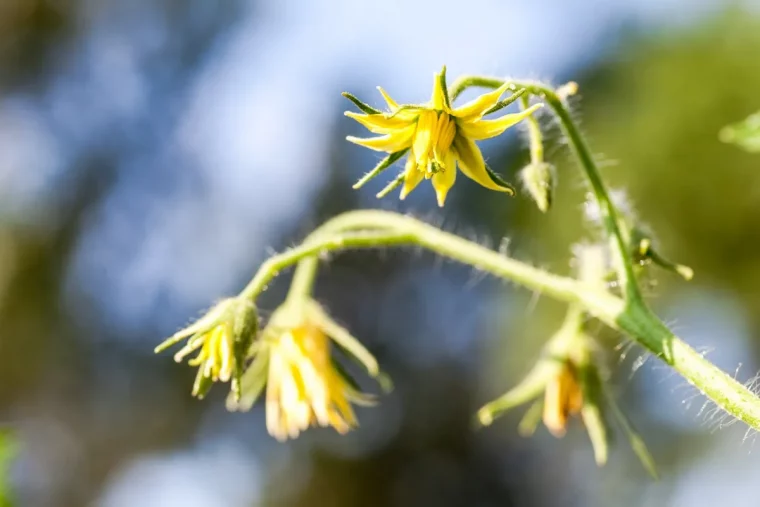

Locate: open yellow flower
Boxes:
[345,67,542,206]
[227,300,382,442]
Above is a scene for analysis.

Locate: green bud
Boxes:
[520,162,556,212]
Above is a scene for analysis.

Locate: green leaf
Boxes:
[720,111,760,152]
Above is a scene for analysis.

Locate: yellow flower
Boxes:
[345,67,542,206]
[227,300,382,442]
[155,298,258,399]
[542,362,583,437]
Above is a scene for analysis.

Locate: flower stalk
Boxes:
[156,70,760,455]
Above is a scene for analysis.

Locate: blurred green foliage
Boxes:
[721,111,760,152]
[0,432,16,507]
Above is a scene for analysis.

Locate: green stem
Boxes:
[449,75,760,428]
[286,257,318,302]
[242,210,760,430]
[620,304,760,429]
[520,95,544,164]
[450,76,641,303]
[240,230,415,301]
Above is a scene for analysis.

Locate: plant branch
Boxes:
[450,76,641,303]
[239,209,760,430]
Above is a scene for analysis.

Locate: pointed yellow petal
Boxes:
[412,110,436,164]
[430,67,452,111]
[432,152,457,207]
[347,123,416,153]
[377,86,399,110]
[399,156,424,200]
[452,82,511,121]
[433,113,456,164]
[452,134,507,192]
[431,72,445,110]
[345,111,412,134]
[542,375,568,438]
[459,104,543,140]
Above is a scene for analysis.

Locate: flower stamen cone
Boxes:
[345,66,542,206]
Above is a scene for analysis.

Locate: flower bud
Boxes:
[155,297,258,399]
[520,162,556,212]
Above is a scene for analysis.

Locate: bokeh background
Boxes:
[2,0,760,505]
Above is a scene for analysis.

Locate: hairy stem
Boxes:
[450,76,641,303]
[240,209,760,429]
[240,230,416,301]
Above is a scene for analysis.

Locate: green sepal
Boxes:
[605,389,659,479]
[438,65,452,109]
[376,171,406,199]
[577,362,610,466]
[353,149,408,190]
[484,163,516,195]
[517,399,544,437]
[192,367,215,400]
[342,92,381,115]
[155,299,235,353]
[310,302,379,377]
[226,348,270,412]
[483,88,527,116]
[475,359,562,428]
[388,104,425,118]
[632,230,693,281]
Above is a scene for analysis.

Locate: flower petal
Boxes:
[459,104,543,140]
[452,134,508,192]
[400,156,424,200]
[309,302,379,377]
[226,350,270,412]
[346,123,416,153]
[432,152,457,207]
[412,109,436,164]
[345,111,413,134]
[431,69,448,110]
[377,86,399,110]
[451,82,510,121]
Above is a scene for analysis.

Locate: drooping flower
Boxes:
[542,361,584,437]
[344,66,542,206]
[475,312,658,477]
[155,297,258,399]
[227,300,384,442]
